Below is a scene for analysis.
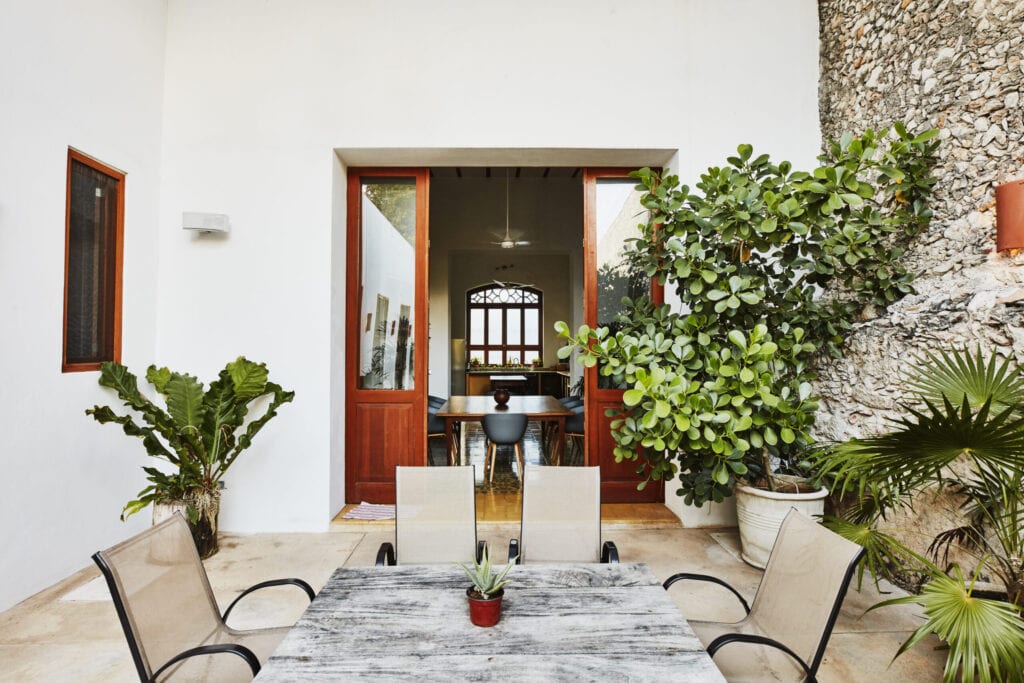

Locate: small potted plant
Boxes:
[469,356,482,369]
[459,546,513,627]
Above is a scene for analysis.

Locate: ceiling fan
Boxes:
[491,174,531,249]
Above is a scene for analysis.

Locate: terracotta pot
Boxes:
[735,475,828,569]
[493,388,510,407]
[996,179,1024,252]
[466,587,503,627]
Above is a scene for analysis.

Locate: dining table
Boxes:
[256,562,725,681]
[436,395,574,466]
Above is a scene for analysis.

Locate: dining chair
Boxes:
[480,412,528,484]
[428,395,459,465]
[562,405,585,466]
[663,509,865,682]
[376,465,485,565]
[93,512,315,682]
[543,397,583,456]
[507,465,618,564]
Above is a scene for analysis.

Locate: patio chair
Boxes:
[481,412,528,484]
[376,465,486,565]
[93,512,315,682]
[507,465,618,564]
[663,509,865,682]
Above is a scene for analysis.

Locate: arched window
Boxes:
[467,284,542,366]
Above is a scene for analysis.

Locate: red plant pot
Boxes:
[466,587,504,627]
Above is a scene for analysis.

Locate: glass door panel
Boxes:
[595,179,649,389]
[359,178,417,390]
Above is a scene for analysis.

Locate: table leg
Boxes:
[445,418,458,466]
[552,416,566,466]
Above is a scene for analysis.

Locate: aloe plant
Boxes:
[459,546,513,598]
[86,357,294,525]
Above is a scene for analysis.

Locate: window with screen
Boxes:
[467,285,542,366]
[63,149,124,372]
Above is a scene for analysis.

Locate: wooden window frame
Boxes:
[466,284,542,365]
[62,148,125,373]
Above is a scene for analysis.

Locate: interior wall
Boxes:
[0,0,167,612]
[428,175,583,397]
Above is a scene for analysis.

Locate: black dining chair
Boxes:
[562,405,585,466]
[481,413,528,484]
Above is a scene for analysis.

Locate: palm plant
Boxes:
[814,346,1024,681]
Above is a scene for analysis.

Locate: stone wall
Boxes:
[817,0,1024,440]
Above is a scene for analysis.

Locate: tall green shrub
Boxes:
[558,124,939,506]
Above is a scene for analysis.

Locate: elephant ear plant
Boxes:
[557,123,938,506]
[86,357,294,557]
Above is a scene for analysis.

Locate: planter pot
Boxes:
[466,587,504,627]
[735,476,828,569]
[152,492,221,559]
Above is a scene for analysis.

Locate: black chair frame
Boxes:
[507,538,619,565]
[376,540,487,566]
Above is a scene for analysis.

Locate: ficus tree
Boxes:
[557,123,939,507]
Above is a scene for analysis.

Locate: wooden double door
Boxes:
[345,167,663,505]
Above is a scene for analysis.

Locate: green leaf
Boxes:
[623,389,645,406]
[728,330,747,348]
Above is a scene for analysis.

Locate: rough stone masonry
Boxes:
[817,0,1024,437]
[816,0,1024,572]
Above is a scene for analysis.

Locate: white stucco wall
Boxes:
[0,0,167,612]
[2,0,818,609]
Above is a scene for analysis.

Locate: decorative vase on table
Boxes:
[493,388,510,408]
[466,587,504,627]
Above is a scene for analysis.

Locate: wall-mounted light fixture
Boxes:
[995,179,1024,253]
[182,212,230,234]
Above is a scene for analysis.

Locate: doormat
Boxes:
[341,502,396,520]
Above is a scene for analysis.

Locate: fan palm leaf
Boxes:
[870,563,1024,683]
[904,347,1024,416]
[819,396,1024,505]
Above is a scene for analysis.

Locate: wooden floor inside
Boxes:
[333,495,680,526]
[335,420,680,527]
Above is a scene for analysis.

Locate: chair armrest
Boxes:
[601,541,619,563]
[662,572,751,615]
[706,633,815,682]
[508,538,521,564]
[151,643,261,681]
[376,542,396,566]
[222,578,316,623]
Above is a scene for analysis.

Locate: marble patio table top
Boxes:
[257,562,725,681]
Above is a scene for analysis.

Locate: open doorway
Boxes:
[341,160,666,507]
[427,167,585,494]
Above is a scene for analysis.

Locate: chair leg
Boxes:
[487,443,497,484]
[513,442,524,478]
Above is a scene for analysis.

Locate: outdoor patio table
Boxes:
[256,563,724,681]
[437,395,574,466]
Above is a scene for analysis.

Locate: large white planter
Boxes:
[735,477,828,569]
